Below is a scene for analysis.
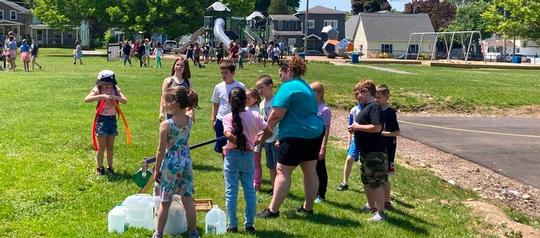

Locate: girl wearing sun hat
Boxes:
[84,70,128,175]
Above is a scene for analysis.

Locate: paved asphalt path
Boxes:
[399,116,540,188]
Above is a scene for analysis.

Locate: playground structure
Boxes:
[175,2,266,54]
[406,31,484,62]
[321,25,352,58]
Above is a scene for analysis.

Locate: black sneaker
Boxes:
[96,166,105,175]
[245,226,256,233]
[296,206,314,215]
[106,167,115,175]
[337,183,349,191]
[257,208,279,218]
[226,227,238,233]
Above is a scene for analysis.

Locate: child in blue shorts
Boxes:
[84,70,127,175]
[337,86,363,191]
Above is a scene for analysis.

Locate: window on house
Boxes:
[10,10,17,20]
[308,20,314,29]
[324,20,338,30]
[0,10,4,20]
[408,44,419,54]
[381,44,393,53]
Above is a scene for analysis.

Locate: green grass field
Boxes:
[0,53,538,237]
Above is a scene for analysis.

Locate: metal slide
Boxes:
[175,27,206,54]
[213,18,231,51]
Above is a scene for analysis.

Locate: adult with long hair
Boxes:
[258,56,325,218]
[159,57,193,122]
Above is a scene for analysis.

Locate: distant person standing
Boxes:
[30,38,43,70]
[7,35,17,71]
[138,41,146,67]
[216,42,224,64]
[144,39,151,67]
[154,42,164,68]
[73,40,83,65]
[122,40,132,66]
[20,39,31,72]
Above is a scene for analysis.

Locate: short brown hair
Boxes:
[376,84,390,96]
[355,80,376,97]
[220,60,236,73]
[287,56,307,77]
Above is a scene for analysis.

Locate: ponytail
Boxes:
[229,87,247,152]
[167,86,199,110]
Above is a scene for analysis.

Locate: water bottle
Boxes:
[108,203,127,233]
[205,205,226,235]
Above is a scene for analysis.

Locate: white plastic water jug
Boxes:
[205,205,226,235]
[108,204,127,233]
[123,194,155,230]
[154,195,188,235]
[165,195,188,235]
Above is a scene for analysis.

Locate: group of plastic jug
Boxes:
[109,194,228,236]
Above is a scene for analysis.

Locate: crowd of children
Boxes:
[84,54,400,236]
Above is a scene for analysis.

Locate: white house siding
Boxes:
[364,40,435,58]
[353,21,368,56]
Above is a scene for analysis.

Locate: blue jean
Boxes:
[224,150,256,228]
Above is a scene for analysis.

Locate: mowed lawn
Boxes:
[0,52,538,237]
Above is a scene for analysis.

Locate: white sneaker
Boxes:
[368,211,387,222]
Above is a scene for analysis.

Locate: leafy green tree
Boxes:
[221,0,255,16]
[404,0,457,31]
[446,0,493,39]
[268,0,291,14]
[255,0,271,14]
[482,0,540,40]
[351,0,392,14]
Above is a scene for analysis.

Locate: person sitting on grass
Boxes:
[84,70,127,175]
[153,86,200,238]
[348,79,388,222]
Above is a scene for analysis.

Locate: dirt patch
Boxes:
[331,109,540,219]
[464,201,539,238]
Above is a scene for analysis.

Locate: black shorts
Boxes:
[278,132,324,167]
[213,119,226,153]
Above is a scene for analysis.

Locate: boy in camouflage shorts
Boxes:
[348,80,388,222]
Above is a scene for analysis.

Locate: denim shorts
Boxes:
[347,139,360,161]
[264,142,279,170]
[95,115,118,136]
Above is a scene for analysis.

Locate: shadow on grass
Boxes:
[389,207,434,227]
[386,207,435,235]
[324,199,359,212]
[194,164,222,172]
[106,170,134,183]
[286,212,361,228]
[393,197,415,209]
[254,229,305,238]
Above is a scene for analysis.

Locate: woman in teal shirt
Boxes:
[258,56,324,218]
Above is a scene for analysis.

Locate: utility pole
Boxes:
[303,0,309,54]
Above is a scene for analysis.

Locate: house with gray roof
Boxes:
[0,0,87,47]
[346,12,435,58]
[295,5,346,52]
[268,14,303,47]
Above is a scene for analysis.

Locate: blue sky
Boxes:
[299,0,408,12]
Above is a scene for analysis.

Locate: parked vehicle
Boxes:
[504,54,530,63]
[163,40,178,52]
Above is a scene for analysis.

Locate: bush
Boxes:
[102,31,115,48]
